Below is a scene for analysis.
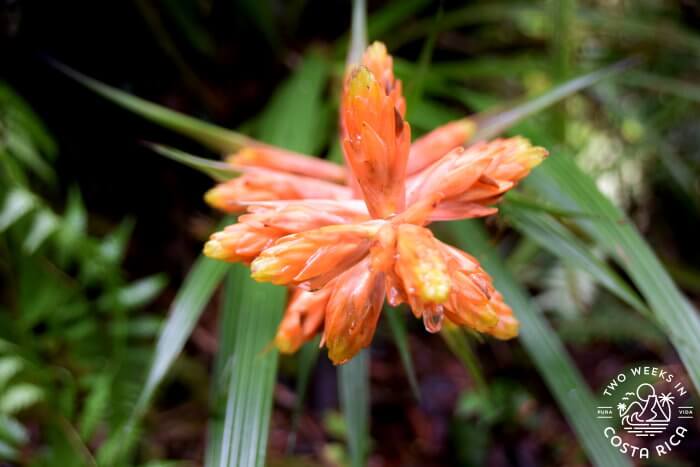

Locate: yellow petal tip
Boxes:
[347,66,376,97]
[415,260,451,303]
[204,187,222,207]
[203,238,226,260]
[226,147,257,166]
[250,256,282,282]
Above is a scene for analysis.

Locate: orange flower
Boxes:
[203,42,546,364]
[204,167,352,213]
[227,146,347,183]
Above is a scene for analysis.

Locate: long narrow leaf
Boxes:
[133,255,229,418]
[215,273,285,467]
[347,0,367,66]
[440,327,487,394]
[147,143,238,181]
[334,0,431,59]
[51,61,252,152]
[384,307,420,400]
[471,58,636,141]
[287,339,321,452]
[339,350,370,467]
[528,154,700,393]
[621,70,700,104]
[205,266,246,467]
[205,50,331,466]
[502,203,648,313]
[439,220,631,467]
[100,254,229,465]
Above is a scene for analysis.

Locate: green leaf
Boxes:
[440,327,487,395]
[211,268,286,467]
[0,384,44,415]
[334,0,431,59]
[206,49,331,467]
[147,144,238,181]
[237,0,279,50]
[255,53,330,154]
[288,339,321,452]
[160,0,216,57]
[104,255,228,465]
[621,71,700,103]
[384,307,420,400]
[78,373,112,440]
[368,0,431,39]
[0,415,28,446]
[4,127,55,184]
[387,3,524,49]
[51,61,251,152]
[0,82,57,159]
[98,218,135,265]
[529,154,700,393]
[471,58,636,141]
[0,439,17,460]
[55,188,87,264]
[338,350,370,467]
[503,191,599,219]
[0,357,24,391]
[23,209,59,253]
[405,4,442,105]
[502,203,648,313]
[408,98,461,131]
[0,189,35,232]
[205,267,244,467]
[106,274,168,311]
[438,220,631,467]
[133,256,229,419]
[347,0,367,66]
[578,8,700,55]
[427,55,544,81]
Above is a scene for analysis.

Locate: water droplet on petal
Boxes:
[423,305,444,333]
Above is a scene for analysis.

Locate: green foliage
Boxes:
[46,0,700,465]
[440,221,631,467]
[338,350,370,467]
[384,306,421,400]
[0,83,167,465]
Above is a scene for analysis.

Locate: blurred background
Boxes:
[2,0,700,466]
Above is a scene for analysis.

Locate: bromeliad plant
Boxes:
[201,43,547,364]
[52,1,700,465]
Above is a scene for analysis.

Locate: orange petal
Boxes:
[438,242,519,337]
[360,41,406,117]
[227,145,347,183]
[406,137,547,222]
[487,291,519,339]
[407,118,475,174]
[243,201,370,232]
[275,288,330,353]
[394,224,451,332]
[203,201,370,263]
[250,222,380,288]
[203,222,282,263]
[341,66,410,218]
[483,137,548,184]
[204,168,352,213]
[406,146,492,216]
[323,258,385,364]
